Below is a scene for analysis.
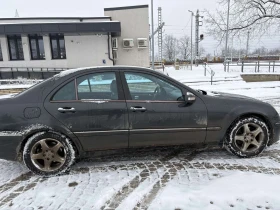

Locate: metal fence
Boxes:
[224,61,280,73]
[0,67,69,79]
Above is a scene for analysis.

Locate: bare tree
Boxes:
[198,46,206,57]
[163,35,178,61]
[205,0,280,43]
[252,46,268,55]
[178,35,191,60]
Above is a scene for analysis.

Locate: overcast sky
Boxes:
[1,0,279,55]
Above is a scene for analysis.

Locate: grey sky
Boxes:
[1,0,279,55]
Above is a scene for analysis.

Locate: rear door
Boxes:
[120,70,207,148]
[44,70,129,151]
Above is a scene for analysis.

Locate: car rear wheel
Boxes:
[224,116,269,158]
[23,131,76,176]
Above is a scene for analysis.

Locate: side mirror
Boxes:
[185,92,196,104]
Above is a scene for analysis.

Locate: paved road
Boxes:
[0,143,279,210]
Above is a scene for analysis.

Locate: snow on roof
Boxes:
[55,66,152,78]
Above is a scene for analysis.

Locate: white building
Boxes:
[0,5,150,72]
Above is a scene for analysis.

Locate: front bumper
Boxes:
[0,133,22,161]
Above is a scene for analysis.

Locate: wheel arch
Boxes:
[17,127,81,161]
[219,112,273,146]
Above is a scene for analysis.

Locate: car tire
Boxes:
[23,131,76,176]
[224,116,269,158]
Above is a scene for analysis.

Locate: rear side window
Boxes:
[52,80,76,101]
[76,72,118,100]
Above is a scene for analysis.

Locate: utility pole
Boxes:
[188,10,194,70]
[194,10,203,66]
[224,0,230,72]
[246,30,250,56]
[158,7,163,63]
[151,0,155,70]
[231,35,233,62]
[15,9,19,18]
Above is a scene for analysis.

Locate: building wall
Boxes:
[65,34,113,68]
[0,34,113,69]
[105,7,150,67]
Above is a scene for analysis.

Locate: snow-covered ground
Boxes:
[0,64,280,210]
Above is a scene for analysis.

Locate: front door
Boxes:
[44,71,129,151]
[120,70,207,148]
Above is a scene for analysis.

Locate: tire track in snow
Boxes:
[131,149,199,210]
[0,177,46,208]
[0,172,32,195]
[100,147,189,210]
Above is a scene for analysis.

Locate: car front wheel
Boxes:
[23,131,76,176]
[224,116,269,158]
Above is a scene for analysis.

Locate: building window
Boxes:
[50,34,66,59]
[0,41,3,61]
[29,34,45,60]
[7,35,24,61]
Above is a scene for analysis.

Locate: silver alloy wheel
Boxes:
[234,123,265,152]
[30,138,66,172]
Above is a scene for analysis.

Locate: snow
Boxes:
[150,171,280,210]
[81,99,109,104]
[0,94,15,99]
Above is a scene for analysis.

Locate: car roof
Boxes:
[55,65,153,78]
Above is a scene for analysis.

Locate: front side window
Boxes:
[29,34,45,60]
[50,34,66,59]
[7,35,24,60]
[124,72,183,101]
[77,72,118,100]
[0,41,3,61]
[52,80,76,101]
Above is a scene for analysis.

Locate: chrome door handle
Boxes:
[130,107,147,112]
[58,107,76,113]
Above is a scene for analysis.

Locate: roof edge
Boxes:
[104,5,149,11]
[0,17,111,21]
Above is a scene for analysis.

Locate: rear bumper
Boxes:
[268,122,280,146]
[0,133,22,161]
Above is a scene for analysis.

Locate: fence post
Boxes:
[258,61,260,72]
[11,68,14,79]
[227,61,229,72]
[211,71,213,85]
[255,62,257,72]
[241,61,244,73]
[204,63,206,76]
[269,61,271,72]
[273,61,275,72]
[27,68,30,79]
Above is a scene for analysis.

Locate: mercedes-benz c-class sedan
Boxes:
[0,66,279,176]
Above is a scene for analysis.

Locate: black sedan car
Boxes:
[0,66,279,176]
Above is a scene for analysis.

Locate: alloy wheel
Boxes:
[234,123,265,153]
[30,138,66,172]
